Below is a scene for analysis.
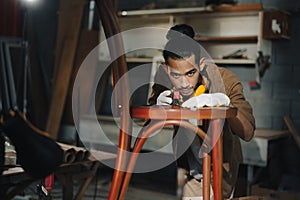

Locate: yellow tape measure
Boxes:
[194,85,206,96]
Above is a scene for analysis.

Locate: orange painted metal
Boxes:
[131,106,237,120]
[118,120,210,199]
[95,0,132,200]
[212,119,223,200]
[117,107,236,200]
[202,152,211,200]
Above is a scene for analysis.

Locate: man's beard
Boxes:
[177,86,194,101]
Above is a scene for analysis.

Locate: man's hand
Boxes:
[157,90,172,105]
[182,93,230,108]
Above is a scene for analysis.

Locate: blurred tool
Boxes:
[172,90,182,107]
[37,183,51,200]
[194,85,206,96]
[249,51,271,90]
[257,51,271,77]
[222,48,247,59]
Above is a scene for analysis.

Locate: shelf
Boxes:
[118,3,263,17]
[212,3,262,12]
[125,57,255,65]
[114,3,275,68]
[118,7,211,16]
[100,57,154,63]
[213,59,255,65]
[126,57,153,63]
[194,35,258,43]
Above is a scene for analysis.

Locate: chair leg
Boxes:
[202,152,211,200]
[212,119,223,200]
[108,130,131,200]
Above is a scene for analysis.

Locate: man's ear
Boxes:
[199,57,206,71]
[161,62,168,73]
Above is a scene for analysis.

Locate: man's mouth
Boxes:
[179,87,193,96]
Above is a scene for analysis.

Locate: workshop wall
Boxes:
[118,0,300,131]
[226,3,300,130]
[123,0,300,131]
[21,0,300,132]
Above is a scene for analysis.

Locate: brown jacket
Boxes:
[149,63,255,198]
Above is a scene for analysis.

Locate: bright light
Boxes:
[121,11,128,16]
[21,0,39,5]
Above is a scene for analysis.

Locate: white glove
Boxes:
[156,90,173,105]
[181,93,230,108]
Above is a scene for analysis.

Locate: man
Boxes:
[148,24,255,199]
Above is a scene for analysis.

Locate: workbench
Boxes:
[240,128,289,195]
[1,150,116,200]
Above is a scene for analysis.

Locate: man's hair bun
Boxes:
[166,24,195,40]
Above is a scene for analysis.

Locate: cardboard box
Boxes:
[251,184,300,200]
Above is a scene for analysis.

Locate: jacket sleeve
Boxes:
[221,68,256,141]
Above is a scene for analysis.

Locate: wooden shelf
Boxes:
[118,3,263,17]
[118,7,211,16]
[126,57,153,63]
[124,56,256,65]
[213,59,255,65]
[212,3,262,12]
[194,35,258,43]
[114,3,274,67]
[100,57,153,63]
[125,57,255,65]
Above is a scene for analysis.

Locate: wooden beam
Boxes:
[213,3,263,12]
[46,0,86,139]
[62,29,99,125]
[284,115,300,150]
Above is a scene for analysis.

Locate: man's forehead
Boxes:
[169,66,197,73]
[168,58,198,72]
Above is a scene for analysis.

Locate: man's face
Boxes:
[166,54,200,98]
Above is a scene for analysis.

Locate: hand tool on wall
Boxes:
[257,51,271,78]
[249,51,271,90]
[222,48,247,59]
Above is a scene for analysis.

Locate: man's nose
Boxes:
[181,76,190,87]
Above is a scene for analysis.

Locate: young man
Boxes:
[148,24,255,199]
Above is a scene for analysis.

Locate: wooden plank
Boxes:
[62,30,99,125]
[27,29,49,129]
[53,0,86,84]
[46,0,86,139]
[254,128,289,140]
[213,3,263,12]
[47,40,77,139]
[3,180,34,200]
[74,162,100,200]
[53,0,71,85]
[284,115,300,150]
[194,35,258,42]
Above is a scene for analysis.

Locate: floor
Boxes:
[14,163,177,200]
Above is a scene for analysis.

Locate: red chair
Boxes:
[94,1,237,200]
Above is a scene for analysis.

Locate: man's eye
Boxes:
[170,73,181,79]
[186,69,196,77]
